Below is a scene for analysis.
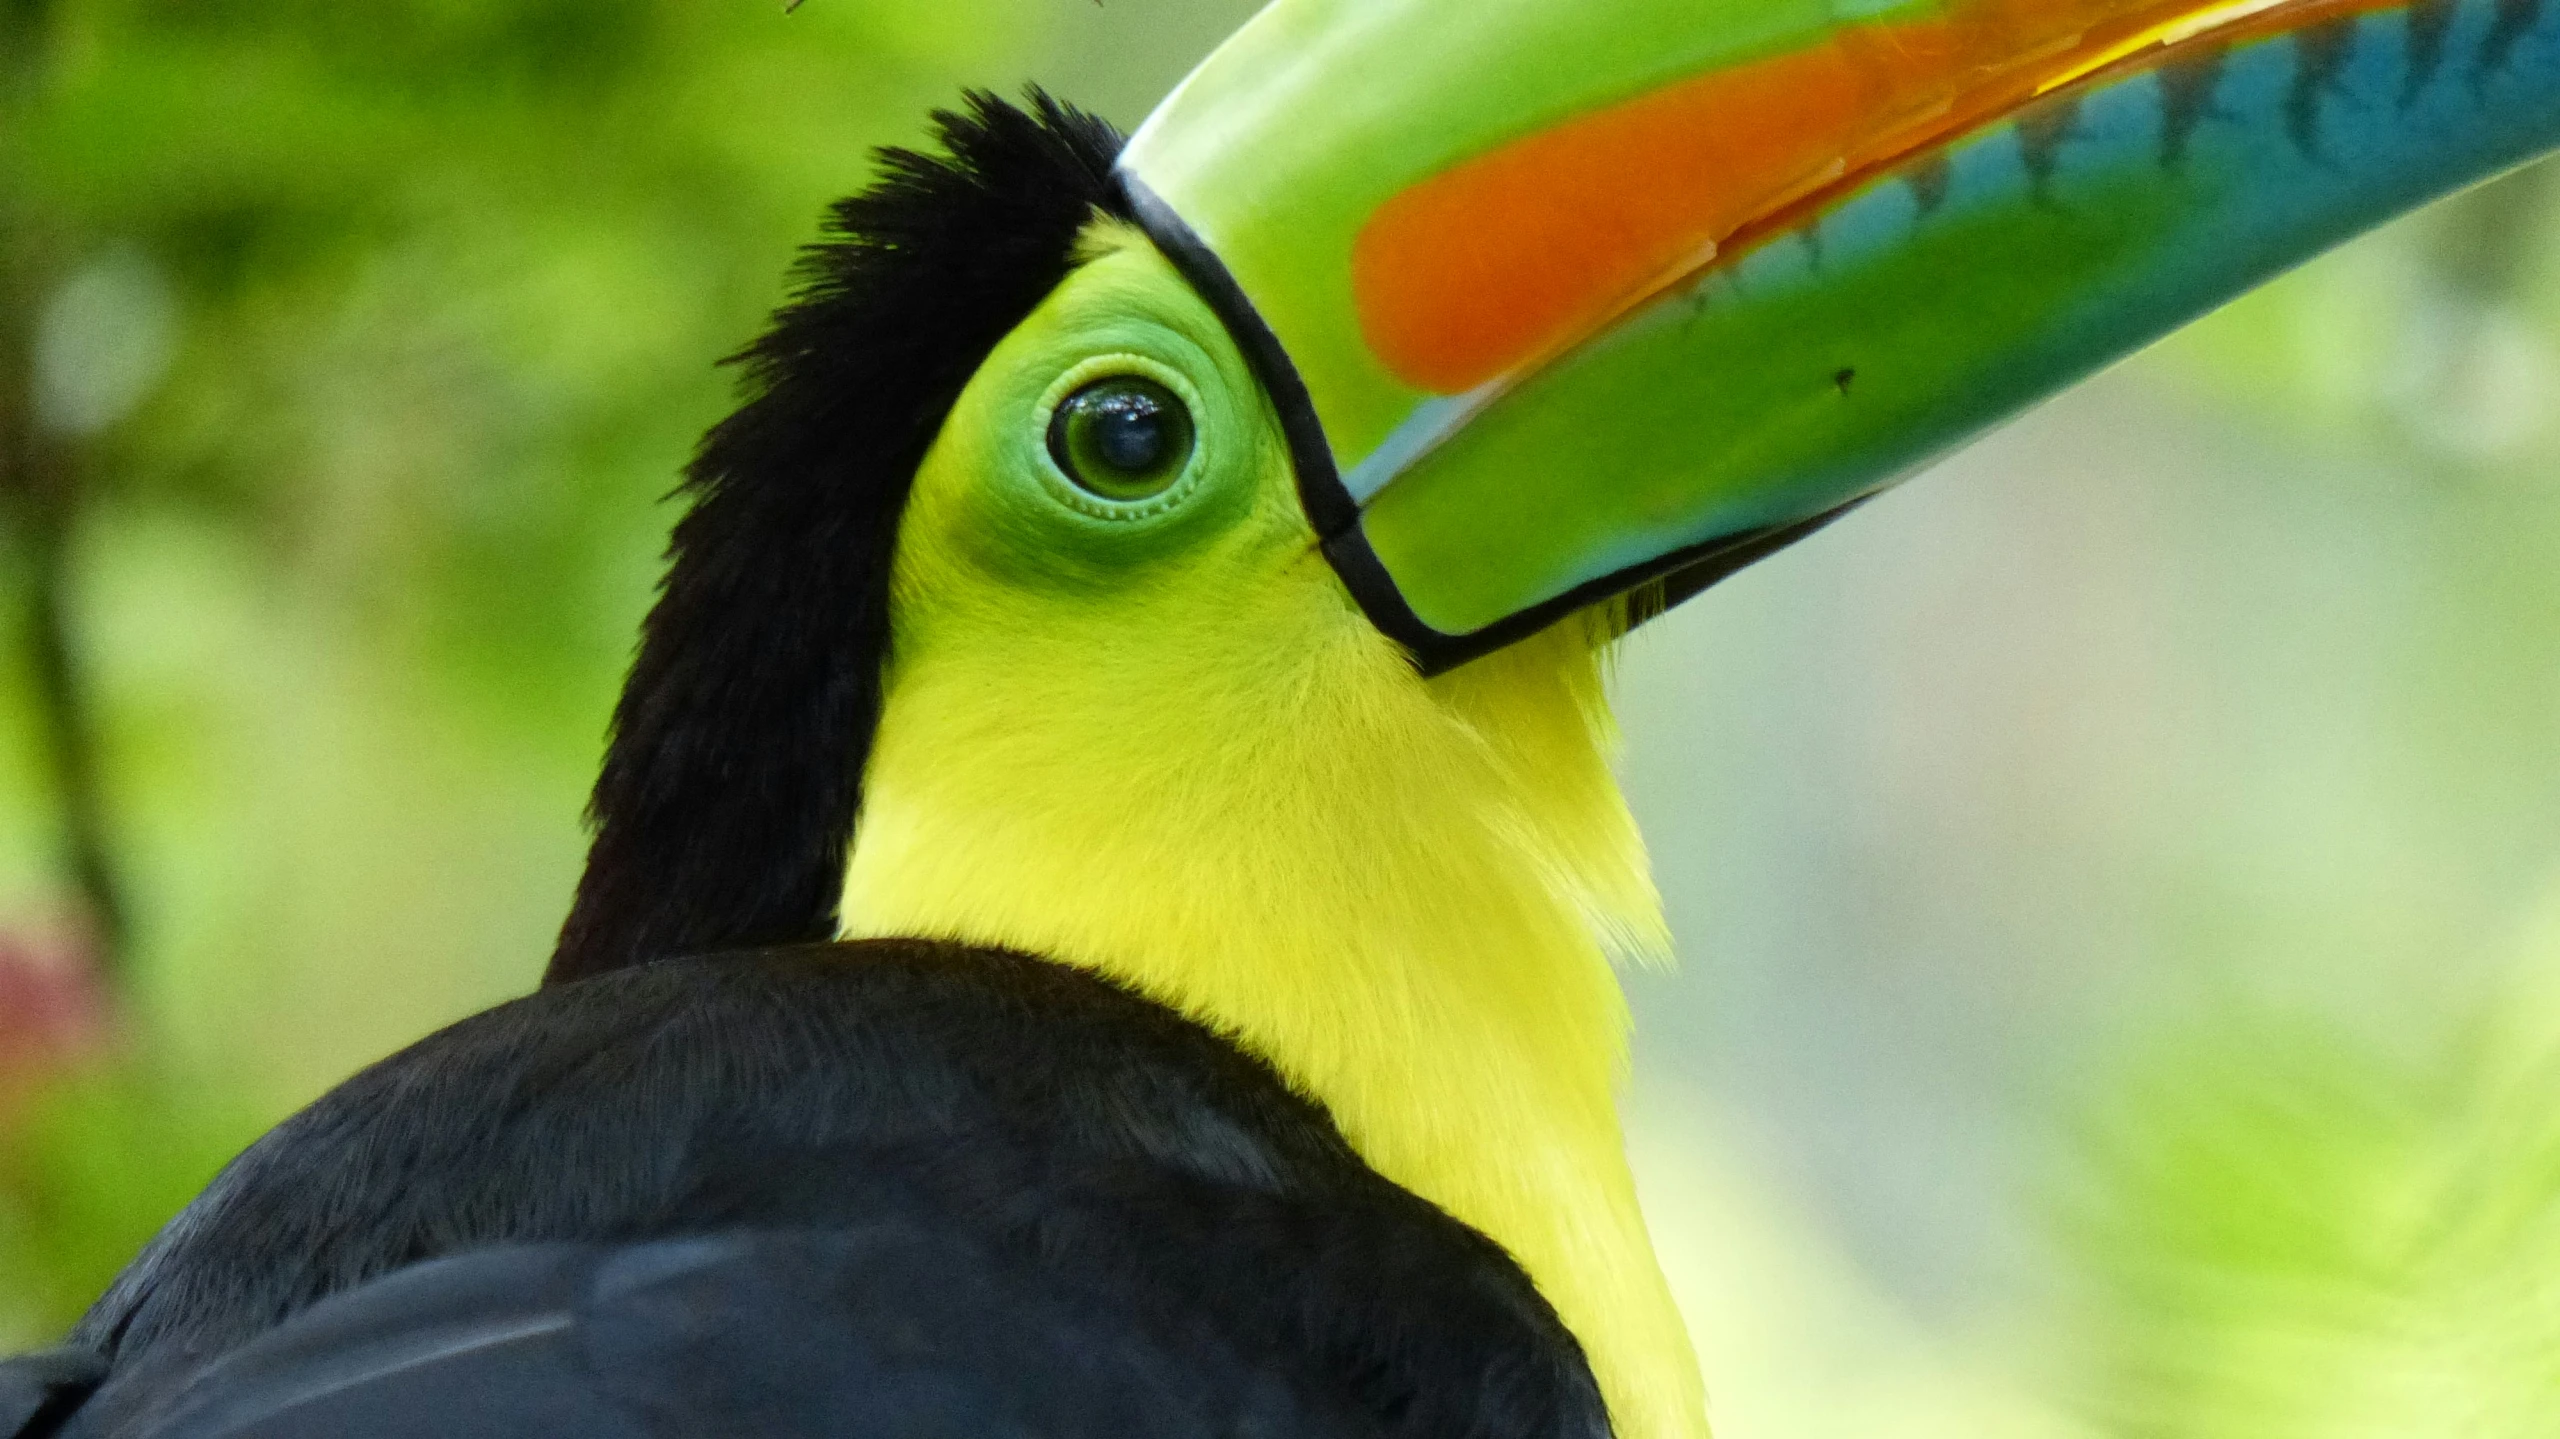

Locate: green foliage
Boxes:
[0,0,1067,1337]
[2059,916,2560,1437]
[0,1063,262,1336]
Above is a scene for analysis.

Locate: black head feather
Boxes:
[549,91,1130,985]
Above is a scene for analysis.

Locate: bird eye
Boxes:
[1046,376,1196,503]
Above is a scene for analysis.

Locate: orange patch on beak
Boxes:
[1351,0,2405,396]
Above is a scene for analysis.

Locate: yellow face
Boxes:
[854,221,1653,998]
[844,221,1698,1439]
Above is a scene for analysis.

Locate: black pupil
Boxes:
[1091,395,1166,470]
[1049,377,1193,501]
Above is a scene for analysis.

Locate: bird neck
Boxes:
[841,614,1705,1439]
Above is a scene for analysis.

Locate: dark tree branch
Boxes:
[0,0,129,981]
[17,451,128,973]
[1,0,55,92]
[2435,155,2557,306]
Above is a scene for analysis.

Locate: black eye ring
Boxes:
[1046,375,1196,503]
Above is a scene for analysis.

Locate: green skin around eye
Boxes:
[898,229,1294,605]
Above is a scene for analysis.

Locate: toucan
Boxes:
[7,1,2559,1435]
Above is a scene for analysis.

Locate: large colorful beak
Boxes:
[1119,0,2560,673]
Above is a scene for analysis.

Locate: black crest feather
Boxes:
[550,92,1129,985]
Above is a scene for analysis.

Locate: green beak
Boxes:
[1119,0,2560,673]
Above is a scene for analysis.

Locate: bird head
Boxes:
[552,4,2560,1436]
[561,0,2560,985]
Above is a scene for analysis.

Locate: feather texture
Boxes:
[27,943,1605,1439]
[551,92,1130,984]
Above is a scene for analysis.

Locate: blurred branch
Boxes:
[1,0,55,98]
[5,444,128,978]
[2433,156,2558,305]
[2382,157,2560,464]
[0,0,128,982]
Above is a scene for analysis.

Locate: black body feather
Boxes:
[17,944,1607,1438]
[0,1352,101,1439]
[551,92,1131,985]
[82,1232,1379,1439]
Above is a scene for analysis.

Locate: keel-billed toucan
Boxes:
[9,1,2560,1436]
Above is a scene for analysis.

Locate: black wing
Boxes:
[2,1348,104,1439]
[20,944,1609,1439]
[80,1229,1370,1439]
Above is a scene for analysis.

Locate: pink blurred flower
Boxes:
[0,923,113,1104]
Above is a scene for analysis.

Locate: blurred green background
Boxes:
[4,1,2559,1434]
